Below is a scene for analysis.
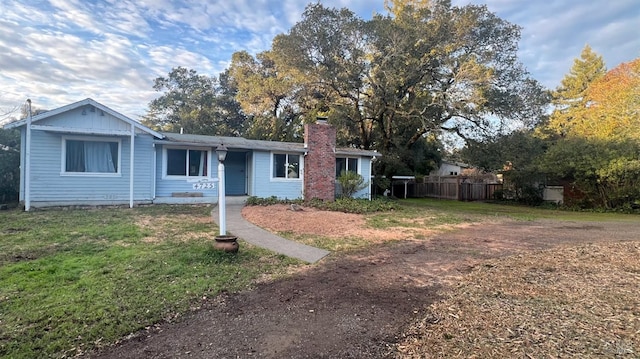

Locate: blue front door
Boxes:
[225,151,247,195]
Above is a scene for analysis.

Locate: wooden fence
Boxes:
[391,176,502,201]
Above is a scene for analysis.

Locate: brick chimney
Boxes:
[304,118,336,201]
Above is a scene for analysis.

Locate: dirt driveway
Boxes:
[89,206,640,358]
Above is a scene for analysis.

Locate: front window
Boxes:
[166,148,208,177]
[64,139,119,174]
[336,157,358,177]
[273,153,300,179]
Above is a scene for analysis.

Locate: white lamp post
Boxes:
[216,144,228,235]
[213,144,237,253]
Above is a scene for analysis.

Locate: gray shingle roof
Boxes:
[156,132,380,157]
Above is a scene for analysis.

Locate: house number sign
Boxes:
[187,178,218,190]
[192,182,215,190]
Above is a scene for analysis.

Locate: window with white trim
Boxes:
[63,138,120,174]
[273,153,300,179]
[336,157,358,177]
[165,148,209,177]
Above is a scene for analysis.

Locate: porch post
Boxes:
[25,99,32,211]
[129,123,135,208]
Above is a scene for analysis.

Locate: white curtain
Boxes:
[198,151,205,176]
[84,142,115,172]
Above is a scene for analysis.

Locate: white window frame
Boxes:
[270,152,303,181]
[60,135,122,177]
[336,156,360,177]
[162,146,211,180]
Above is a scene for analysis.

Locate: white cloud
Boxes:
[99,0,153,38]
[146,45,218,76]
[1,0,637,120]
[452,0,640,89]
[48,0,103,35]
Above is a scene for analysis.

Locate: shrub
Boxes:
[0,128,20,203]
[373,175,391,197]
[245,196,302,206]
[245,196,399,214]
[308,197,400,214]
[336,171,368,198]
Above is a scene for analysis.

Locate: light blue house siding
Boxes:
[250,150,304,199]
[9,99,163,208]
[132,135,156,201]
[154,144,218,200]
[352,156,373,199]
[20,129,155,206]
[333,156,374,199]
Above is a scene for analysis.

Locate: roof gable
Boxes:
[3,98,163,138]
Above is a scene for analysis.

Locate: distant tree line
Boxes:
[460,46,640,210]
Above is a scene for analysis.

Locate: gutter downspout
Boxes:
[129,123,135,208]
[25,99,32,211]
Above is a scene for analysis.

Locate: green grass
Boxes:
[398,198,640,222]
[366,206,467,230]
[0,205,298,358]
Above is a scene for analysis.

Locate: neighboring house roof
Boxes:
[440,160,470,168]
[2,98,164,139]
[157,132,381,158]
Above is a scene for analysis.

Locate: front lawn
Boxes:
[1,199,637,358]
[0,205,298,358]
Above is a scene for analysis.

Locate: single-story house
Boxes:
[4,98,380,209]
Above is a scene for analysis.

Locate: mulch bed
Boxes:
[397,241,640,358]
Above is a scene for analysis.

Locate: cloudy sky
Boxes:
[1,0,638,123]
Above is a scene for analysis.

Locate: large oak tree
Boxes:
[146,1,547,176]
[268,0,547,175]
[144,67,246,137]
[227,51,302,141]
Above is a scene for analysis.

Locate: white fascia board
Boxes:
[31,124,134,136]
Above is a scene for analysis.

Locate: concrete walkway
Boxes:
[212,197,330,263]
